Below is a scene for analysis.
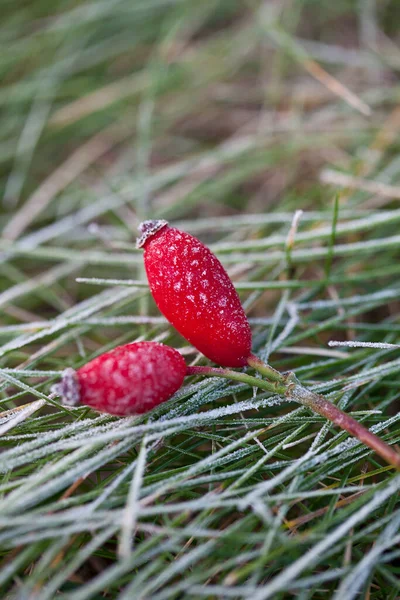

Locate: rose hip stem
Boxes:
[186,359,400,470]
[137,219,400,469]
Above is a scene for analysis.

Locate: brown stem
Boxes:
[186,362,400,470]
[284,373,400,470]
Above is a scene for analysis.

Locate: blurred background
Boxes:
[2,0,400,236]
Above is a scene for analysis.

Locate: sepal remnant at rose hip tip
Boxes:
[51,367,81,406]
[136,219,168,249]
[51,341,187,416]
[137,220,252,367]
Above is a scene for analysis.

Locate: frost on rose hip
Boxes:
[137,220,252,367]
[51,342,186,416]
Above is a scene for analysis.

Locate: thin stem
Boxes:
[246,354,285,383]
[284,372,400,470]
[186,366,285,395]
[186,361,400,470]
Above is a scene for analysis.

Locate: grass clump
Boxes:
[1,1,400,598]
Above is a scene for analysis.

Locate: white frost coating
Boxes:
[0,416,113,470]
[333,513,400,599]
[248,475,400,600]
[329,340,400,350]
[0,437,136,513]
[139,427,274,508]
[0,286,133,359]
[241,448,317,508]
[89,460,138,512]
[0,395,286,461]
[298,286,400,311]
[0,400,46,436]
[118,436,148,559]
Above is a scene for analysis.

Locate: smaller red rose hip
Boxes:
[137,220,252,367]
[51,342,186,416]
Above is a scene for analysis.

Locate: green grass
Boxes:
[1,0,400,598]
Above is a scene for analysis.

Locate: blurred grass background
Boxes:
[1,1,400,598]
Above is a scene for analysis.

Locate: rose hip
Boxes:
[137,220,252,367]
[51,341,186,416]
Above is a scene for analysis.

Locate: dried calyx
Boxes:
[136,220,168,249]
[51,368,80,406]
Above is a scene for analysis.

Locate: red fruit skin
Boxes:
[56,342,186,416]
[138,222,252,367]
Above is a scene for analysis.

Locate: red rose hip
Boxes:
[137,220,252,367]
[51,341,186,416]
